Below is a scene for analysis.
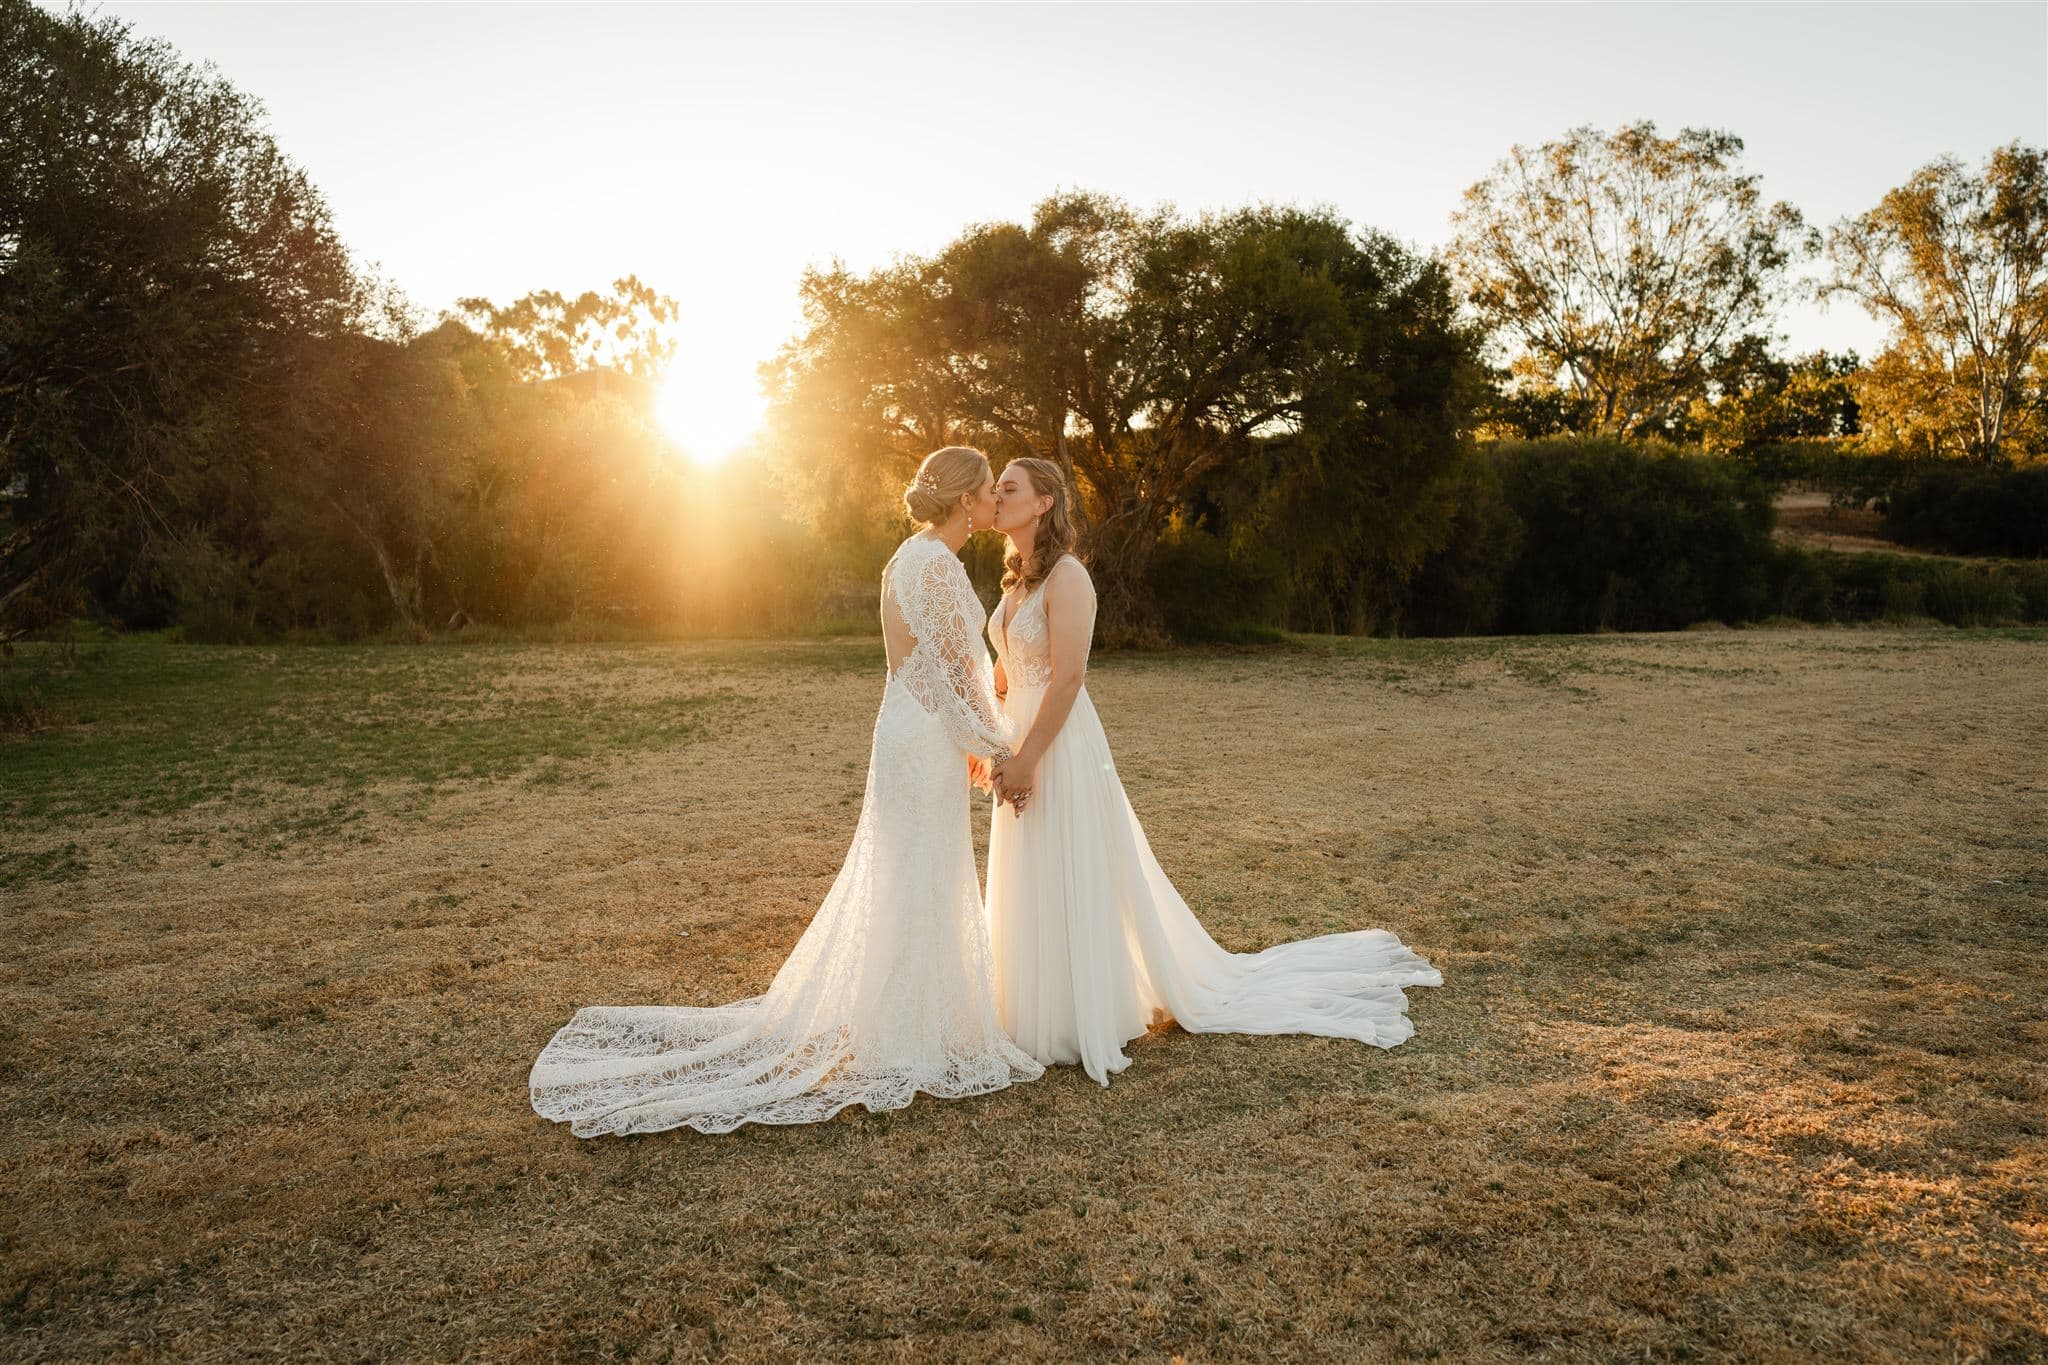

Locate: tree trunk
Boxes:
[1082,495,1170,648]
[332,498,427,640]
[367,532,427,641]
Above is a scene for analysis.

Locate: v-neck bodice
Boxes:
[991,556,1074,690]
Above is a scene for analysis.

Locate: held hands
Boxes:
[990,756,1036,818]
[969,751,1029,817]
[968,753,1024,818]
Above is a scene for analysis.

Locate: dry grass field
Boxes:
[3,626,2045,1362]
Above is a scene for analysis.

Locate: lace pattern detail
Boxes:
[993,555,1090,690]
[528,538,1044,1137]
[887,537,1016,762]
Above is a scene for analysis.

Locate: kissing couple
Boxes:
[530,446,1442,1137]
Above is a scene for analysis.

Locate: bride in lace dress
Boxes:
[530,447,1042,1136]
[983,457,1444,1086]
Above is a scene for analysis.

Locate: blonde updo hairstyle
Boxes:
[903,445,992,528]
[1000,457,1078,594]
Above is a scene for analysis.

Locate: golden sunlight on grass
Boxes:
[2,627,2043,1357]
[655,368,761,467]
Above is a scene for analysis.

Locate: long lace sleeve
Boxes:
[897,544,1017,763]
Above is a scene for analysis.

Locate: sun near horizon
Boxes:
[655,368,761,468]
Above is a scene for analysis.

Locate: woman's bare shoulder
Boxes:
[1046,554,1095,600]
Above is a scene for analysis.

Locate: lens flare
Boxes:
[656,372,760,467]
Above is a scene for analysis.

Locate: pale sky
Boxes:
[87,1,2048,460]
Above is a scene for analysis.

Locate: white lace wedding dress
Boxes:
[986,554,1444,1086]
[530,532,1042,1136]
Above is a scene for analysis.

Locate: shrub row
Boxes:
[1879,464,2048,557]
[1409,439,2046,634]
[1768,548,2048,626]
[1150,436,2047,640]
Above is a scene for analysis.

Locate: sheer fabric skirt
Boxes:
[986,682,1444,1087]
[530,675,1043,1137]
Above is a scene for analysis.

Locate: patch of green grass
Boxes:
[0,639,757,832]
[1280,633,1617,695]
[702,638,886,676]
[0,841,89,891]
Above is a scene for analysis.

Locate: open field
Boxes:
[3,627,2045,1361]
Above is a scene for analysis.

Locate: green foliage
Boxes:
[1448,121,1815,438]
[0,638,753,833]
[1146,524,1287,643]
[762,191,1484,644]
[4,7,2035,650]
[2014,562,2048,620]
[0,670,65,734]
[0,0,372,639]
[1473,381,1597,441]
[0,5,829,646]
[1395,446,1525,636]
[1690,341,1863,454]
[1880,464,2048,557]
[1485,436,1777,633]
[1766,547,2043,626]
[1821,141,2048,465]
[453,277,678,383]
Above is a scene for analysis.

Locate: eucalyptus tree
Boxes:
[1822,140,2048,464]
[453,276,679,383]
[1446,121,1814,439]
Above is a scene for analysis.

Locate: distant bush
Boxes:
[1754,442,1920,500]
[0,675,64,734]
[2014,562,2048,619]
[0,648,73,734]
[1147,525,1288,643]
[1398,445,1523,636]
[1401,438,2046,635]
[1880,464,2048,557]
[1484,436,1776,633]
[1765,546,2041,626]
[1921,562,2026,624]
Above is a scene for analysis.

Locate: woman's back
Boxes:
[877,534,1014,762]
[879,535,931,678]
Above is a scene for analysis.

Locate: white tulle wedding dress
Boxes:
[986,554,1444,1086]
[530,532,1042,1136]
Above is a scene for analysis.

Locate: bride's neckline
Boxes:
[996,553,1073,654]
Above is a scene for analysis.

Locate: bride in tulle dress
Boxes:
[983,458,1444,1086]
[529,447,1042,1136]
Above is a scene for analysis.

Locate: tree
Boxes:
[454,277,679,383]
[272,328,472,639]
[0,0,373,639]
[1446,121,1814,439]
[763,191,1481,644]
[1688,338,1861,454]
[1473,362,1597,441]
[1822,141,2048,465]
